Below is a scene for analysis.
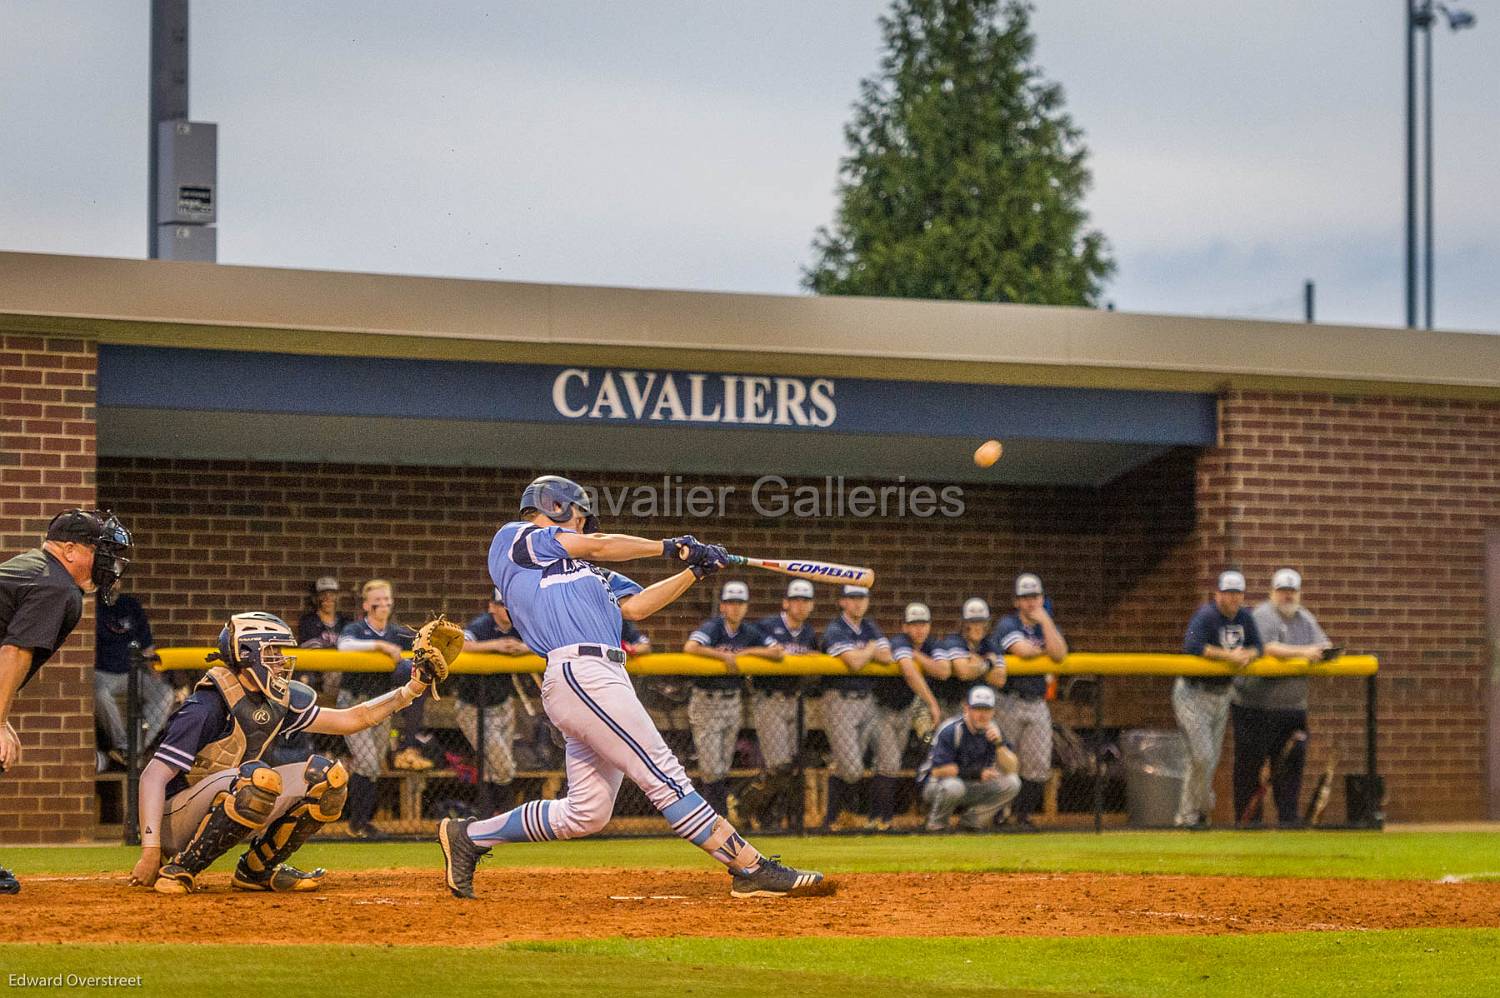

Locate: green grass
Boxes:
[2,931,1496,997]
[5,829,1498,880]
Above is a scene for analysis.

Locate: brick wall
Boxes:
[1197,390,1500,822]
[0,336,97,844]
[97,455,1195,722]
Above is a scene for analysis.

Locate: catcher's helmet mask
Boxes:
[45,508,133,606]
[519,475,599,534]
[208,612,298,705]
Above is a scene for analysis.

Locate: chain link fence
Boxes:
[115,650,1381,841]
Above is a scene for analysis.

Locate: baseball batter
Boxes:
[439,476,823,899]
[130,612,446,894]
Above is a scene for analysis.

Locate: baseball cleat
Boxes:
[153,863,196,895]
[231,861,326,892]
[729,856,826,899]
[0,866,19,895]
[439,816,490,900]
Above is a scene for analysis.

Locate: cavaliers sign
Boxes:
[552,368,837,427]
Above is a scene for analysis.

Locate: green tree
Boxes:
[804,0,1113,305]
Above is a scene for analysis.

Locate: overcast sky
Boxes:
[2,0,1496,332]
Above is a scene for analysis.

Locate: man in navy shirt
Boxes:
[743,579,818,830]
[336,579,422,836]
[818,584,892,830]
[871,602,943,830]
[683,581,782,816]
[1174,570,1263,829]
[459,588,528,816]
[94,590,174,768]
[933,598,1001,714]
[917,686,1020,832]
[991,573,1068,832]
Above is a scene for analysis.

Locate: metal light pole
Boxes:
[1406,1,1476,330]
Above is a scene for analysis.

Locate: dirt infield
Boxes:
[5,869,1497,944]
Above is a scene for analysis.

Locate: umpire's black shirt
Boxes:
[0,549,85,689]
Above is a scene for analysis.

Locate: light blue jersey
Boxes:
[488,521,642,655]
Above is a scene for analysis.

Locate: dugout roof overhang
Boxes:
[4,251,1499,487]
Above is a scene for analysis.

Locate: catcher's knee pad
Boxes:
[172,762,281,875]
[301,755,349,823]
[238,757,347,883]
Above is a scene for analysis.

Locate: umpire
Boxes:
[0,508,132,894]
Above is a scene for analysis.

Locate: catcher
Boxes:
[129,611,460,894]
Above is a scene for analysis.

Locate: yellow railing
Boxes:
[155,647,1377,678]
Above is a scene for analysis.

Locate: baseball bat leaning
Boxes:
[1239,729,1307,825]
[1305,748,1338,827]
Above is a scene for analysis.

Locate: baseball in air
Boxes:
[974,439,1003,467]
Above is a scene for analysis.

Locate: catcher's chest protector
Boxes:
[185,666,290,786]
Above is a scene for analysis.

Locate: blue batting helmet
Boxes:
[519,476,599,533]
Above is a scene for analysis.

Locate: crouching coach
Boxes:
[129,612,450,894]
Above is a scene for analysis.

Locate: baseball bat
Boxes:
[1305,749,1338,826]
[725,554,875,589]
[1239,729,1306,825]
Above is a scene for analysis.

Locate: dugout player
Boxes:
[870,603,942,830]
[337,579,425,838]
[130,612,442,894]
[1175,570,1263,830]
[297,576,351,650]
[0,509,131,895]
[439,476,821,900]
[1232,568,1332,827]
[934,598,1003,713]
[683,581,782,816]
[818,584,894,830]
[94,588,173,769]
[459,588,528,817]
[990,573,1068,832]
[916,686,1020,832]
[741,579,817,830]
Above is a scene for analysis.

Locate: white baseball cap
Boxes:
[962,597,990,622]
[314,576,340,593]
[1014,573,1043,597]
[786,579,815,600]
[904,602,931,624]
[720,581,750,603]
[1217,570,1247,593]
[967,686,997,708]
[842,585,870,598]
[1272,568,1302,591]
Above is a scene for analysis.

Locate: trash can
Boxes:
[1120,729,1188,828]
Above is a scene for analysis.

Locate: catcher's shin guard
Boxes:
[234,756,347,891]
[158,761,282,892]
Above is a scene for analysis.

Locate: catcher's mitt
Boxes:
[412,615,463,699]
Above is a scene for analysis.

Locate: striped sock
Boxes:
[660,791,763,873]
[468,799,556,845]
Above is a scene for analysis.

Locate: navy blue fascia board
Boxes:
[98,345,1216,447]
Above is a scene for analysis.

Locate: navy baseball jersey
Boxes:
[992,614,1050,700]
[454,613,520,705]
[918,716,1003,785]
[297,610,351,649]
[489,521,642,655]
[153,679,321,797]
[95,594,153,675]
[930,632,1001,705]
[752,613,815,694]
[0,549,84,689]
[820,615,888,694]
[878,633,940,709]
[689,616,772,692]
[1183,602,1263,692]
[338,618,415,698]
